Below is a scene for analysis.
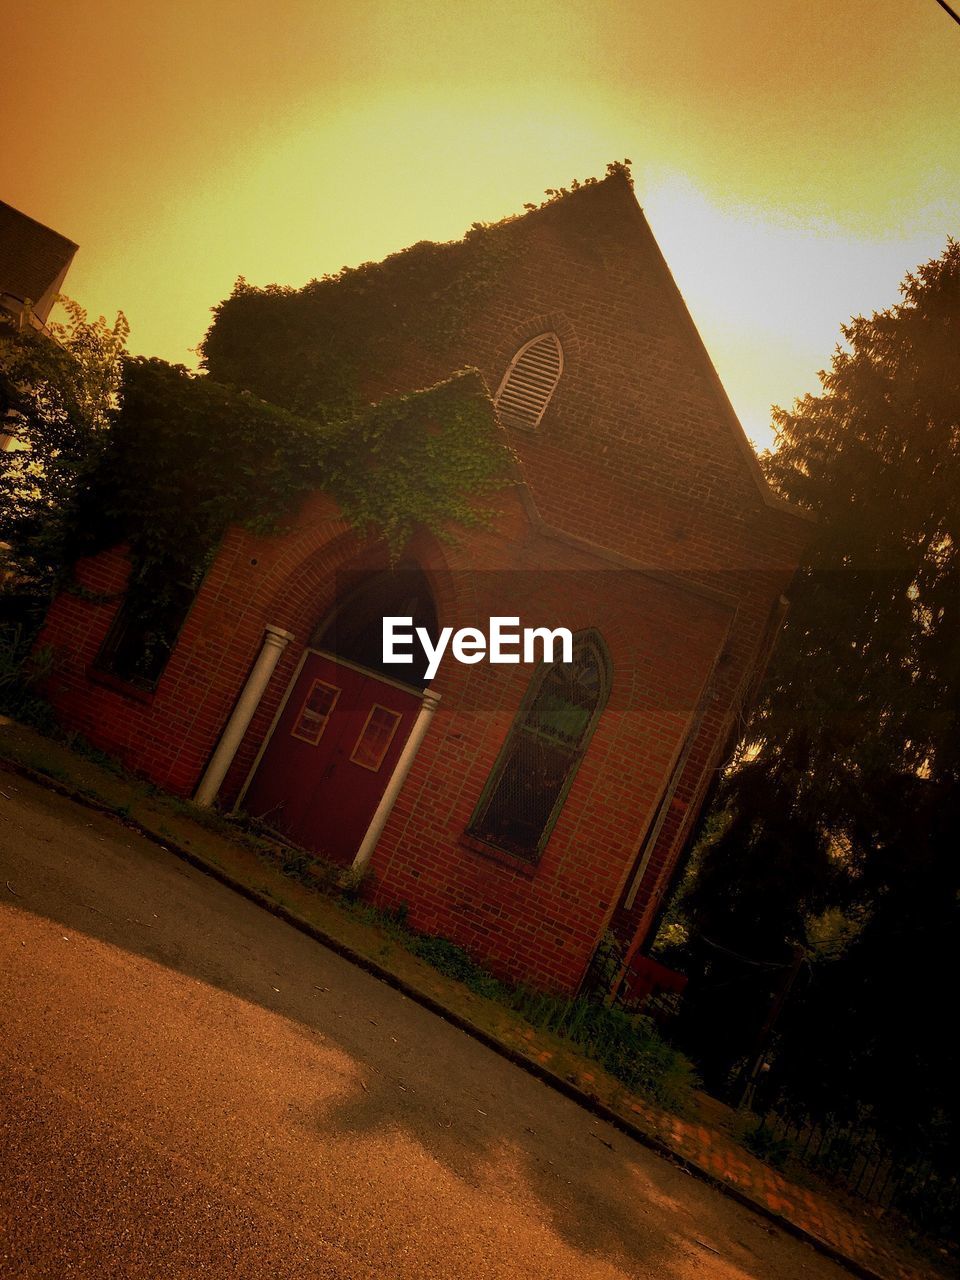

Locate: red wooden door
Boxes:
[243,652,421,864]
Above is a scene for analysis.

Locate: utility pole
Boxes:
[735,942,806,1110]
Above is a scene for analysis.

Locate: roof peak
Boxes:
[0,199,78,251]
[469,159,636,238]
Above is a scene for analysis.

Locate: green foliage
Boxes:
[200,228,518,418]
[893,1160,960,1240]
[650,810,723,956]
[73,358,516,633]
[200,162,634,419]
[0,623,57,730]
[6,166,635,643]
[0,300,128,609]
[738,1118,794,1170]
[760,240,960,793]
[670,241,960,1195]
[279,850,312,880]
[536,159,633,205]
[589,929,626,990]
[510,990,698,1110]
[5,260,522,649]
[802,905,865,962]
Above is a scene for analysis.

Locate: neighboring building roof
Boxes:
[0,200,78,324]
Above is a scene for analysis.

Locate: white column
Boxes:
[351,688,441,875]
[194,624,295,808]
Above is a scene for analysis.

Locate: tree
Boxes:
[0,300,128,614]
[667,242,960,1176]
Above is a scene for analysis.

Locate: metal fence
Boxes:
[747,1106,958,1239]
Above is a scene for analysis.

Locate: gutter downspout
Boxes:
[612,593,792,993]
[195,624,295,808]
[622,592,790,913]
[351,688,441,876]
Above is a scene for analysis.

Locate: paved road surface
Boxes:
[0,772,849,1279]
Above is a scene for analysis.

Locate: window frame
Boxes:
[93,575,200,694]
[348,702,403,772]
[466,630,611,864]
[290,679,341,746]
[493,332,564,430]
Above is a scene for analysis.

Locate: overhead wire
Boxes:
[933,0,960,27]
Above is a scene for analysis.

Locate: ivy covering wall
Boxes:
[200,162,633,416]
[4,163,631,657]
[75,359,517,632]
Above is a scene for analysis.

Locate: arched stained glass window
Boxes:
[494,332,563,429]
[468,631,611,862]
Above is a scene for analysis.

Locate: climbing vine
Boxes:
[200,161,635,417]
[72,357,517,633]
[200,226,519,418]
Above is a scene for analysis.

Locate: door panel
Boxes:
[243,652,422,864]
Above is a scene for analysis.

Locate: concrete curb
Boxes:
[0,755,901,1280]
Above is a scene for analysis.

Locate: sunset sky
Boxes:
[3,1,957,449]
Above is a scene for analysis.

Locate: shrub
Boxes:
[0,623,57,730]
[739,1118,794,1169]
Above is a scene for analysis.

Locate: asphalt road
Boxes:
[0,771,850,1279]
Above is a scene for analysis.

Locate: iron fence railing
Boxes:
[746,1106,958,1240]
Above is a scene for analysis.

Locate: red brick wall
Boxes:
[313,171,813,979]
[39,495,362,795]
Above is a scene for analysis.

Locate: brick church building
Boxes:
[39,167,810,995]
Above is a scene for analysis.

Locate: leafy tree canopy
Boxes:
[762,241,960,795]
[0,301,128,609]
[664,241,960,1182]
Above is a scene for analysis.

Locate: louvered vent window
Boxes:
[494,333,563,429]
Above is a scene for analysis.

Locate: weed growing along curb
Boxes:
[344,900,697,1112]
[738,1115,795,1170]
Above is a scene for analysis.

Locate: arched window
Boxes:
[494,332,563,429]
[468,630,611,862]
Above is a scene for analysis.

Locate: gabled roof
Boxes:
[203,167,810,525]
[0,201,78,321]
[507,171,812,522]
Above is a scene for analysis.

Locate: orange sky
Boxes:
[3,1,957,449]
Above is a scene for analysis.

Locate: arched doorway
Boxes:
[240,567,437,864]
